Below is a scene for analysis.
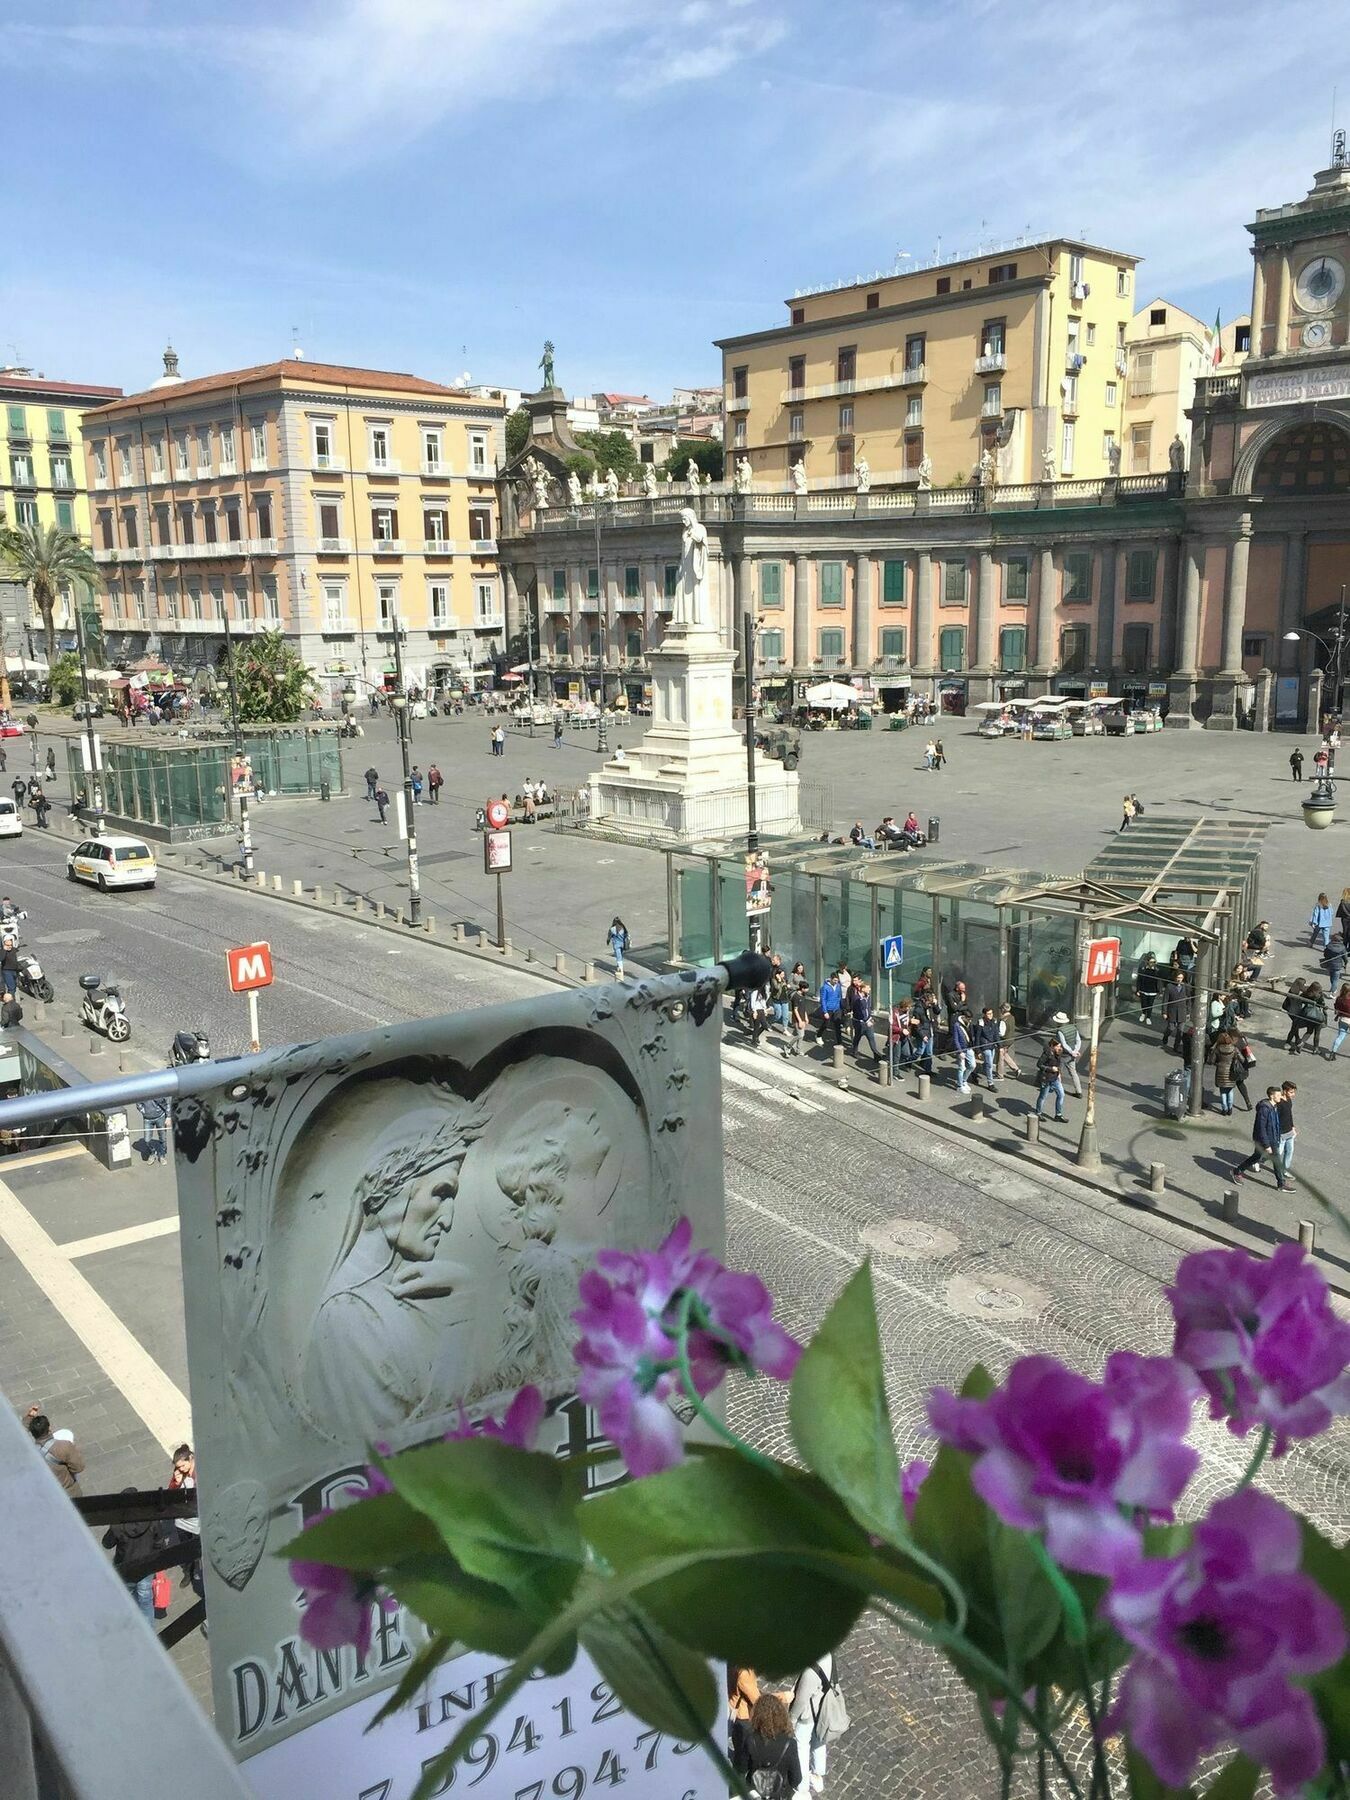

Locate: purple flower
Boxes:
[900,1458,930,1522]
[1167,1244,1350,1453]
[444,1385,545,1450]
[289,1510,382,1656]
[573,1218,801,1478]
[927,1353,1198,1577]
[1107,1489,1345,1794]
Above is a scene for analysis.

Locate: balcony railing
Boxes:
[981,399,1003,418]
[318,536,353,553]
[777,368,924,403]
[542,594,570,613]
[468,536,498,555]
[421,459,449,477]
[148,544,178,561]
[322,615,358,633]
[371,538,405,553]
[249,537,278,554]
[975,351,1007,374]
[474,610,506,630]
[149,467,169,484]
[1195,373,1242,403]
[195,463,212,479]
[368,458,402,474]
[92,546,123,563]
[1066,351,1086,374]
[423,536,456,553]
[219,459,238,476]
[313,453,343,472]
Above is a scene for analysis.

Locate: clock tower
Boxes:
[1249,134,1350,361]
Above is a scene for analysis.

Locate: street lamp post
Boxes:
[219,612,254,878]
[742,608,763,954]
[72,598,104,838]
[390,618,423,929]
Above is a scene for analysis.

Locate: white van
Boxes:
[0,797,21,838]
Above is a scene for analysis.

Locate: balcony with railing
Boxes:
[981,398,1004,418]
[368,458,402,475]
[423,537,456,554]
[318,536,353,554]
[1065,351,1086,374]
[468,536,498,555]
[249,537,278,555]
[1115,349,1129,377]
[1194,372,1242,405]
[726,394,751,413]
[778,367,925,403]
[322,613,358,633]
[371,538,405,554]
[420,459,450,478]
[474,608,506,631]
[312,453,344,473]
[542,593,570,613]
[974,351,1007,374]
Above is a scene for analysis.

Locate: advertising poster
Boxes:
[173,972,730,1798]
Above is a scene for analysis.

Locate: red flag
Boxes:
[1212,309,1223,367]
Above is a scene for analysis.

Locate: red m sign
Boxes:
[227,942,274,993]
[1084,937,1121,988]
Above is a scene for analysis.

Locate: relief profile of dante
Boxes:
[280,1051,654,1444]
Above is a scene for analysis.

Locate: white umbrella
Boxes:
[2,656,47,673]
[804,679,860,709]
[971,700,1011,713]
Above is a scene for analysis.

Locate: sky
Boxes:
[0,0,1343,401]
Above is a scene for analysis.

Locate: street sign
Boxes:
[1083,936,1121,987]
[486,798,510,829]
[880,933,904,969]
[484,828,512,873]
[226,941,274,993]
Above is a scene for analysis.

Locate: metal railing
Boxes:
[975,351,1007,374]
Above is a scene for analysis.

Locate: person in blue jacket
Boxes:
[1232,1086,1287,1190]
[817,971,844,1048]
[951,1009,975,1094]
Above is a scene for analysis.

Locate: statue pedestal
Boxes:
[586,623,801,843]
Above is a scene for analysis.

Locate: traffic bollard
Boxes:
[968,1087,985,1120]
[584,961,596,982]
[60,1016,71,1036]
[1221,1187,1240,1223]
[272,875,283,892]
[255,869,266,888]
[88,1033,103,1057]
[292,880,302,897]
[555,952,568,975]
[501,937,512,957]
[425,915,435,933]
[354,895,366,915]
[879,1060,892,1087]
[314,886,324,904]
[831,1046,845,1073]
[1025,1113,1039,1144]
[1149,1162,1166,1196]
[525,947,535,963]
[1299,1219,1317,1252]
[916,1073,931,1103]
[453,923,465,943]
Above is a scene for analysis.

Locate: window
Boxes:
[818,627,845,661]
[50,451,71,484]
[1122,623,1152,673]
[587,566,599,600]
[836,441,854,477]
[555,630,570,656]
[1235,323,1252,354]
[790,306,805,325]
[1062,550,1092,602]
[475,582,499,626]
[1149,306,1167,326]
[789,411,804,441]
[92,443,107,482]
[588,629,602,658]
[938,626,966,669]
[428,582,450,628]
[118,439,133,478]
[839,403,854,431]
[133,583,147,622]
[760,627,785,661]
[1129,424,1152,473]
[1004,556,1029,601]
[421,427,443,471]
[219,425,236,470]
[819,561,844,606]
[879,626,907,660]
[1117,268,1130,297]
[196,428,212,474]
[906,394,923,427]
[369,425,391,468]
[624,564,640,601]
[150,436,166,476]
[254,494,273,539]
[165,582,181,621]
[174,433,189,475]
[1063,375,1079,413]
[202,504,217,544]
[1126,547,1156,600]
[663,564,678,599]
[312,421,334,463]
[999,626,1027,671]
[377,582,399,627]
[1067,318,1081,356]
[1060,624,1089,672]
[836,346,856,385]
[866,291,880,310]
[733,418,747,446]
[1130,351,1155,397]
[318,500,341,540]
[14,499,36,526]
[882,559,906,605]
[469,505,493,541]
[468,431,488,473]
[984,382,1002,415]
[905,333,926,371]
[1241,633,1265,661]
[552,568,566,601]
[732,366,748,399]
[223,503,240,544]
[10,453,32,486]
[988,261,1018,283]
[205,581,224,621]
[624,628,643,658]
[230,582,249,622]
[371,503,399,542]
[1085,323,1096,347]
[322,580,347,628]
[936,276,951,295]
[1069,253,1085,285]
[942,560,967,606]
[788,355,805,393]
[1102,430,1117,464]
[178,503,195,546]
[1105,382,1118,408]
[263,577,280,621]
[153,503,171,546]
[1061,419,1075,471]
[56,500,73,531]
[6,405,26,435]
[423,507,448,545]
[97,509,114,550]
[250,420,268,468]
[982,319,1007,356]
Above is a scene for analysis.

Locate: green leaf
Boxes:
[789,1262,906,1544]
[387,1438,583,1614]
[369,1633,455,1728]
[988,1523,1060,1673]
[580,1602,719,1740]
[1200,1754,1259,1799]
[279,1492,441,1572]
[386,1553,569,1667]
[1300,1517,1350,1766]
[1125,1743,1192,1799]
[581,1445,872,1669]
[909,1441,996,1643]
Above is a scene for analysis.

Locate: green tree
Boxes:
[0,521,99,663]
[48,651,82,705]
[564,449,597,482]
[505,407,530,460]
[660,437,724,484]
[575,429,641,481]
[224,630,316,724]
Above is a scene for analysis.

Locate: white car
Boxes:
[0,797,21,838]
[66,834,157,892]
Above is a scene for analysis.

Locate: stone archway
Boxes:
[1235,412,1350,495]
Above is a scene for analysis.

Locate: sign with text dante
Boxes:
[172,973,728,1796]
[1247,367,1350,407]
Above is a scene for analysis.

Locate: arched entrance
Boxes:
[1252,420,1350,495]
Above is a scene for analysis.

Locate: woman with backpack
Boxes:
[789,1654,846,1798]
[733,1693,802,1799]
[606,916,630,979]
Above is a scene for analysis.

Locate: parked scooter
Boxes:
[171,1028,210,1065]
[14,943,54,1004]
[79,974,131,1042]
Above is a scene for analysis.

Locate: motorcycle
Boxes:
[79,975,131,1043]
[15,943,54,1004]
[171,1028,210,1065]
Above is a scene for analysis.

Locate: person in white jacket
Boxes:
[788,1653,831,1797]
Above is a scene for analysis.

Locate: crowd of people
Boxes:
[728,1655,847,1799]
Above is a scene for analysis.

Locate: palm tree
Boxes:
[0,521,99,665]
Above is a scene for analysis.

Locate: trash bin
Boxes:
[1163,1067,1187,1120]
[927,815,940,844]
[320,777,332,802]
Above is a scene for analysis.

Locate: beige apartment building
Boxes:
[82,354,506,699]
[717,239,1141,491]
[1123,300,1250,472]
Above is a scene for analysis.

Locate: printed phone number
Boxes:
[357,1681,702,1800]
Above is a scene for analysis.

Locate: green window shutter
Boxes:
[819,627,845,659]
[626,629,642,656]
[882,559,906,604]
[1063,550,1092,601]
[587,566,599,599]
[939,626,966,670]
[7,406,26,435]
[760,561,782,607]
[56,501,73,530]
[1004,557,1028,601]
[943,560,967,604]
[664,564,678,598]
[1126,547,1156,600]
[820,561,844,606]
[552,568,566,600]
[760,628,785,660]
[999,626,1026,671]
[47,410,66,438]
[624,565,640,599]
[879,626,906,659]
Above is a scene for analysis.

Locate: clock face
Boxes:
[1304,319,1332,349]
[1295,254,1346,312]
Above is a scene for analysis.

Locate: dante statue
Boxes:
[674,505,709,628]
[855,454,871,494]
[539,341,556,389]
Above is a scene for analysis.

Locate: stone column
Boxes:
[1096,542,1118,679]
[851,550,872,674]
[1032,544,1056,680]
[1251,253,1267,358]
[1206,520,1251,730]
[1157,535,1180,675]
[790,552,807,675]
[1166,536,1203,728]
[969,548,995,701]
[1275,252,1291,357]
[912,552,935,691]
[503,562,522,647]
[1278,531,1306,672]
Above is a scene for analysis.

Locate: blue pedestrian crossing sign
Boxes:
[880,934,904,969]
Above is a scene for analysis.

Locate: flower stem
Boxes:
[671,1287,779,1472]
[1028,1535,1088,1648]
[1235,1424,1273,1490]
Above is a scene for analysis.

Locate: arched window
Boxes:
[1252,421,1350,495]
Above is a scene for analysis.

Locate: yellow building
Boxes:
[81,352,506,698]
[0,367,123,659]
[1123,300,1250,472]
[717,240,1141,489]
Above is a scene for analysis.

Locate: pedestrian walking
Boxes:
[1276,1080,1297,1180]
[783,982,810,1058]
[494,724,506,757]
[849,979,882,1064]
[102,1488,166,1626]
[364,766,380,800]
[1322,935,1347,991]
[30,785,49,830]
[607,916,630,979]
[768,960,790,1027]
[817,971,844,1047]
[1211,1030,1239,1116]
[1310,891,1333,948]
[1119,793,1136,831]
[1233,1087,1288,1190]
[553,715,564,749]
[27,1413,85,1494]
[1290,747,1305,781]
[1283,979,1327,1053]
[0,746,6,773]
[1231,1032,1256,1110]
[427,763,443,805]
[745,982,770,1049]
[995,1003,1021,1078]
[933,737,946,770]
[1052,1011,1083,1096]
[1,934,17,1003]
[410,766,424,804]
[973,1005,1001,1089]
[137,1095,170,1163]
[1035,1039,1067,1120]
[374,784,390,824]
[1134,951,1162,1024]
[9,775,23,810]
[168,1445,203,1601]
[731,1693,802,1799]
[787,1655,838,1800]
[1162,973,1188,1052]
[44,746,56,780]
[951,1009,975,1093]
[1329,982,1350,1058]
